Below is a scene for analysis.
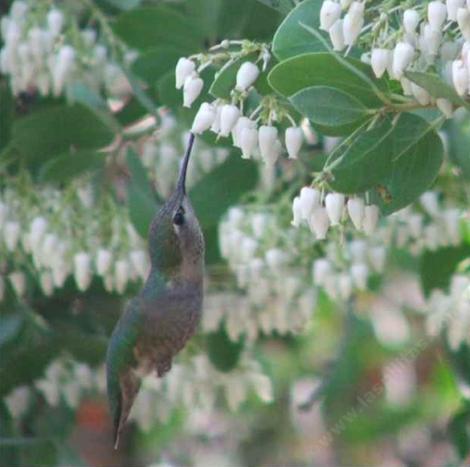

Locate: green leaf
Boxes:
[268,52,384,107]
[0,314,24,348]
[420,244,470,296]
[39,150,104,183]
[126,148,158,237]
[272,0,327,60]
[447,115,470,179]
[0,81,13,152]
[114,7,203,52]
[132,47,185,85]
[101,0,141,10]
[290,86,370,135]
[256,0,294,14]
[330,113,444,214]
[449,403,470,459]
[190,154,258,229]
[406,71,469,108]
[207,327,244,372]
[10,104,114,165]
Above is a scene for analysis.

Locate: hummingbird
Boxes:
[106,133,204,449]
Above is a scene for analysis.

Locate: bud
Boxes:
[392,42,415,78]
[183,75,203,108]
[9,271,26,297]
[313,259,332,286]
[324,192,345,226]
[351,263,368,290]
[428,1,447,29]
[4,221,20,251]
[47,9,64,36]
[285,127,303,159]
[447,0,465,21]
[219,104,240,137]
[258,125,278,161]
[320,0,342,31]
[191,102,216,134]
[175,57,196,89]
[411,83,431,105]
[436,98,454,118]
[452,59,468,96]
[369,246,386,272]
[130,250,148,279]
[400,76,413,95]
[343,2,364,46]
[371,48,390,78]
[240,127,258,159]
[96,249,112,276]
[329,19,346,51]
[347,197,365,230]
[299,187,320,220]
[235,61,259,91]
[362,205,379,235]
[308,207,330,240]
[291,196,302,227]
[403,9,420,33]
[115,259,129,293]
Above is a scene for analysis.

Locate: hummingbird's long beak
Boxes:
[177,132,196,195]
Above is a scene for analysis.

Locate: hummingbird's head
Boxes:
[148,134,205,281]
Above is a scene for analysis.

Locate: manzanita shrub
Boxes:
[0,0,469,465]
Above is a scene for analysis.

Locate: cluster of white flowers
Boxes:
[141,114,229,198]
[5,358,101,420]
[291,187,380,240]
[425,273,470,350]
[386,191,464,255]
[0,179,148,301]
[131,354,273,429]
[320,0,470,117]
[175,50,304,163]
[0,1,133,98]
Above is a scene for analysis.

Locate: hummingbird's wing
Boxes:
[106,297,143,449]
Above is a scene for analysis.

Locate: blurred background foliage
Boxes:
[0,0,469,466]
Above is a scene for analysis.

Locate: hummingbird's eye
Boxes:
[173,208,185,226]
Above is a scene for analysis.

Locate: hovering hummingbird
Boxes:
[106,133,204,449]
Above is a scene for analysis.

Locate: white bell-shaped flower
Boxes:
[351,263,369,290]
[264,139,282,165]
[371,48,390,78]
[325,192,345,226]
[403,9,420,33]
[235,61,259,91]
[4,221,20,251]
[232,116,254,147]
[349,239,367,262]
[265,248,287,272]
[343,1,364,46]
[258,125,278,161]
[369,246,386,272]
[96,249,112,276]
[411,83,431,105]
[9,271,26,297]
[250,373,273,403]
[210,103,223,133]
[74,252,92,291]
[420,191,439,216]
[115,259,129,293]
[457,8,470,40]
[420,23,442,57]
[447,0,465,21]
[40,272,54,297]
[347,197,365,230]
[29,217,48,250]
[308,207,330,240]
[183,75,203,108]
[130,250,148,279]
[320,0,342,31]
[362,205,379,235]
[428,1,448,29]
[47,9,64,36]
[219,104,240,137]
[52,45,75,96]
[313,258,332,286]
[285,127,303,159]
[239,127,258,159]
[299,187,320,220]
[291,196,302,227]
[329,19,346,51]
[191,102,216,134]
[392,42,415,78]
[338,274,353,300]
[452,59,468,96]
[175,57,195,89]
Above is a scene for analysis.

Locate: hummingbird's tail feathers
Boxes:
[177,132,196,195]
